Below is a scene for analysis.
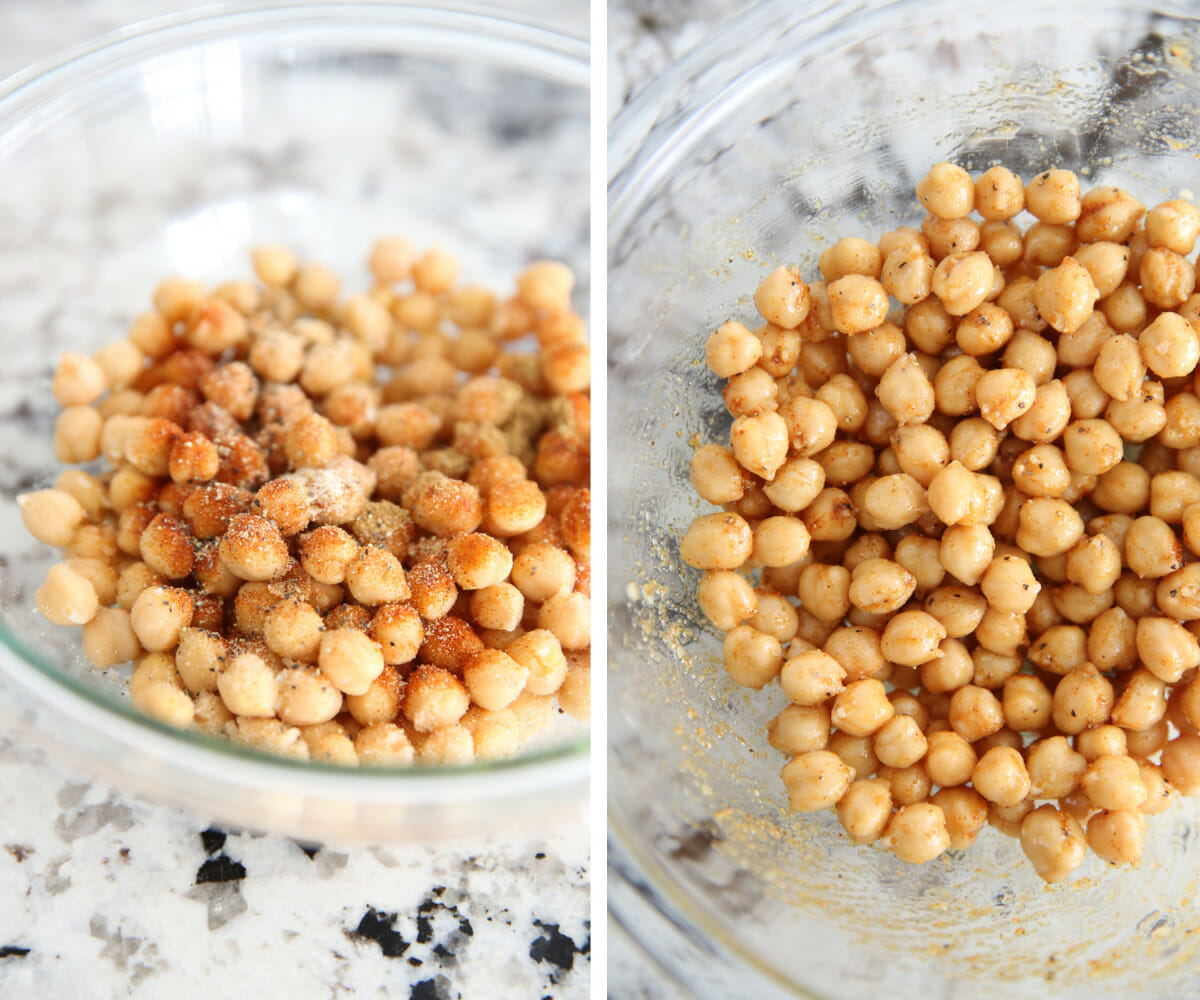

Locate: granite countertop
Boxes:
[0,3,589,999]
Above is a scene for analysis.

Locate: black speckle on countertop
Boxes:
[0,946,29,958]
[195,855,246,885]
[409,977,453,1000]
[529,920,588,983]
[349,908,409,959]
[199,828,226,856]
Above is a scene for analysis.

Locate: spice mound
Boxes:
[24,240,590,766]
[684,162,1200,880]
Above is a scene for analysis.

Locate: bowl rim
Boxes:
[0,0,589,800]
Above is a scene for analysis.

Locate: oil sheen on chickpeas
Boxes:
[683,161,1200,881]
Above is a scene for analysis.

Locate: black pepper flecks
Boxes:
[348,908,409,959]
[0,946,29,958]
[195,854,246,884]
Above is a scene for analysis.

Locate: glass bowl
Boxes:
[0,1,589,844]
[608,0,1200,995]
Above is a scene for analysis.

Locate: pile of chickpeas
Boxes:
[21,239,590,766]
[683,162,1200,881]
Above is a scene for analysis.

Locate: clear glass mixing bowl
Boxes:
[0,1,589,843]
[609,0,1200,995]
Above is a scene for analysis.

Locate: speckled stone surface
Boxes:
[0,2,589,999]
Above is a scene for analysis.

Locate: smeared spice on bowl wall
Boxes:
[22,239,590,765]
[682,161,1200,881]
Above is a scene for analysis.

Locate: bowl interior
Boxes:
[0,4,588,802]
[609,1,1200,996]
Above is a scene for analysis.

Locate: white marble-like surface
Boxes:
[0,3,589,1000]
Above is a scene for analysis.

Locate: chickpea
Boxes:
[1052,663,1114,735]
[722,624,784,689]
[933,786,989,850]
[1136,616,1200,683]
[780,750,854,812]
[705,321,763,377]
[1034,257,1098,333]
[823,626,886,682]
[1141,311,1200,379]
[880,244,935,305]
[924,729,977,787]
[876,354,936,426]
[836,779,893,844]
[827,275,888,335]
[879,802,950,864]
[948,685,1004,742]
[1125,516,1184,580]
[859,474,928,530]
[939,524,994,587]
[917,162,974,219]
[1016,498,1084,557]
[830,678,895,738]
[796,563,851,624]
[1020,805,1087,883]
[767,704,831,755]
[919,638,973,693]
[680,512,753,571]
[780,649,847,706]
[975,368,1036,431]
[972,746,1031,808]
[931,251,993,316]
[753,267,811,329]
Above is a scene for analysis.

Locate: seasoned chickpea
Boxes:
[880,610,946,666]
[948,685,1004,742]
[859,474,928,530]
[924,729,977,787]
[976,368,1037,431]
[975,166,1024,220]
[1141,311,1200,378]
[796,563,852,624]
[680,512,753,570]
[1136,616,1200,683]
[705,320,762,377]
[836,779,892,844]
[917,162,974,219]
[827,275,888,335]
[780,650,846,706]
[931,251,993,316]
[830,678,894,737]
[1026,736,1087,801]
[848,559,916,615]
[722,624,784,689]
[972,746,1031,807]
[1140,248,1196,310]
[1081,754,1147,811]
[879,802,950,864]
[1077,186,1145,243]
[1034,257,1098,333]
[940,525,994,588]
[1002,674,1051,732]
[1020,805,1087,883]
[1053,663,1115,734]
[767,704,831,755]
[1125,516,1184,580]
[690,445,744,504]
[933,786,989,850]
[919,638,972,693]
[753,267,811,329]
[1063,534,1121,596]
[1016,498,1085,557]
[778,397,837,457]
[780,750,854,812]
[876,354,935,426]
